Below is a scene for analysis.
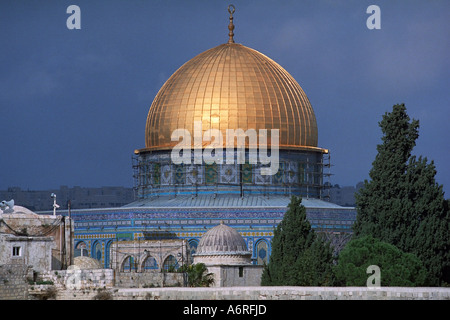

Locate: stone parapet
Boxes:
[116,271,185,288]
[112,286,450,300]
[38,268,114,290]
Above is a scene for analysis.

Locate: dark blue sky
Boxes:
[1,0,449,196]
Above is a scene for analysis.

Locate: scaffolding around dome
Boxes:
[132,149,331,200]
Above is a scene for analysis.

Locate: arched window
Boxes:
[163,255,178,272]
[91,241,102,262]
[143,255,158,271]
[75,241,87,257]
[122,256,136,272]
[256,239,269,265]
[104,240,113,269]
[188,239,199,264]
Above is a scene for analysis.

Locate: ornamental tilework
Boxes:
[286,161,298,184]
[219,164,238,184]
[175,164,185,184]
[273,162,284,184]
[161,164,173,185]
[205,163,217,184]
[71,200,357,267]
[153,163,161,185]
[298,162,306,183]
[186,165,203,184]
[133,149,329,200]
[255,167,270,184]
[242,163,253,183]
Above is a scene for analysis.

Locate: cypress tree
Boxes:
[354,103,419,240]
[261,196,334,286]
[353,103,449,285]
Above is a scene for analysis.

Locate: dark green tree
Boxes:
[334,235,427,287]
[354,104,419,239]
[353,103,450,285]
[261,196,334,286]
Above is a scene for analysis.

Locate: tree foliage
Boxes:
[261,196,334,286]
[353,103,450,285]
[334,235,427,287]
[179,263,215,287]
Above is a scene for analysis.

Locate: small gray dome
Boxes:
[196,222,250,256]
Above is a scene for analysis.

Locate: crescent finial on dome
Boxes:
[228,4,235,44]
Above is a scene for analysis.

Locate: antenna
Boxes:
[51,193,60,215]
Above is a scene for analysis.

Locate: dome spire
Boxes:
[227,4,235,44]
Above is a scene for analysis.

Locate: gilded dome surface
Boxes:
[195,222,250,256]
[144,42,319,152]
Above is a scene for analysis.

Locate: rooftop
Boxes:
[123,195,349,209]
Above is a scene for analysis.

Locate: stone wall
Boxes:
[27,268,114,300]
[115,271,185,288]
[113,286,450,300]
[207,265,263,287]
[29,285,106,300]
[38,268,114,290]
[24,285,450,300]
[0,264,31,300]
[3,263,450,300]
[38,268,185,289]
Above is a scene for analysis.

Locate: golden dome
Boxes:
[142,42,321,152]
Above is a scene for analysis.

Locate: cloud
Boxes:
[362,12,449,93]
[0,65,59,101]
[24,69,59,96]
[271,18,320,53]
[74,51,123,70]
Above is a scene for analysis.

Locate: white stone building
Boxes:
[0,202,73,273]
[109,239,189,272]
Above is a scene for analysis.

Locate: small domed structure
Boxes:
[2,205,38,216]
[193,222,251,265]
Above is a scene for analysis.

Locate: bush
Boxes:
[334,235,428,286]
[178,263,214,287]
[93,289,113,300]
[40,286,57,300]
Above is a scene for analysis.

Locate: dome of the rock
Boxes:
[143,42,320,152]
